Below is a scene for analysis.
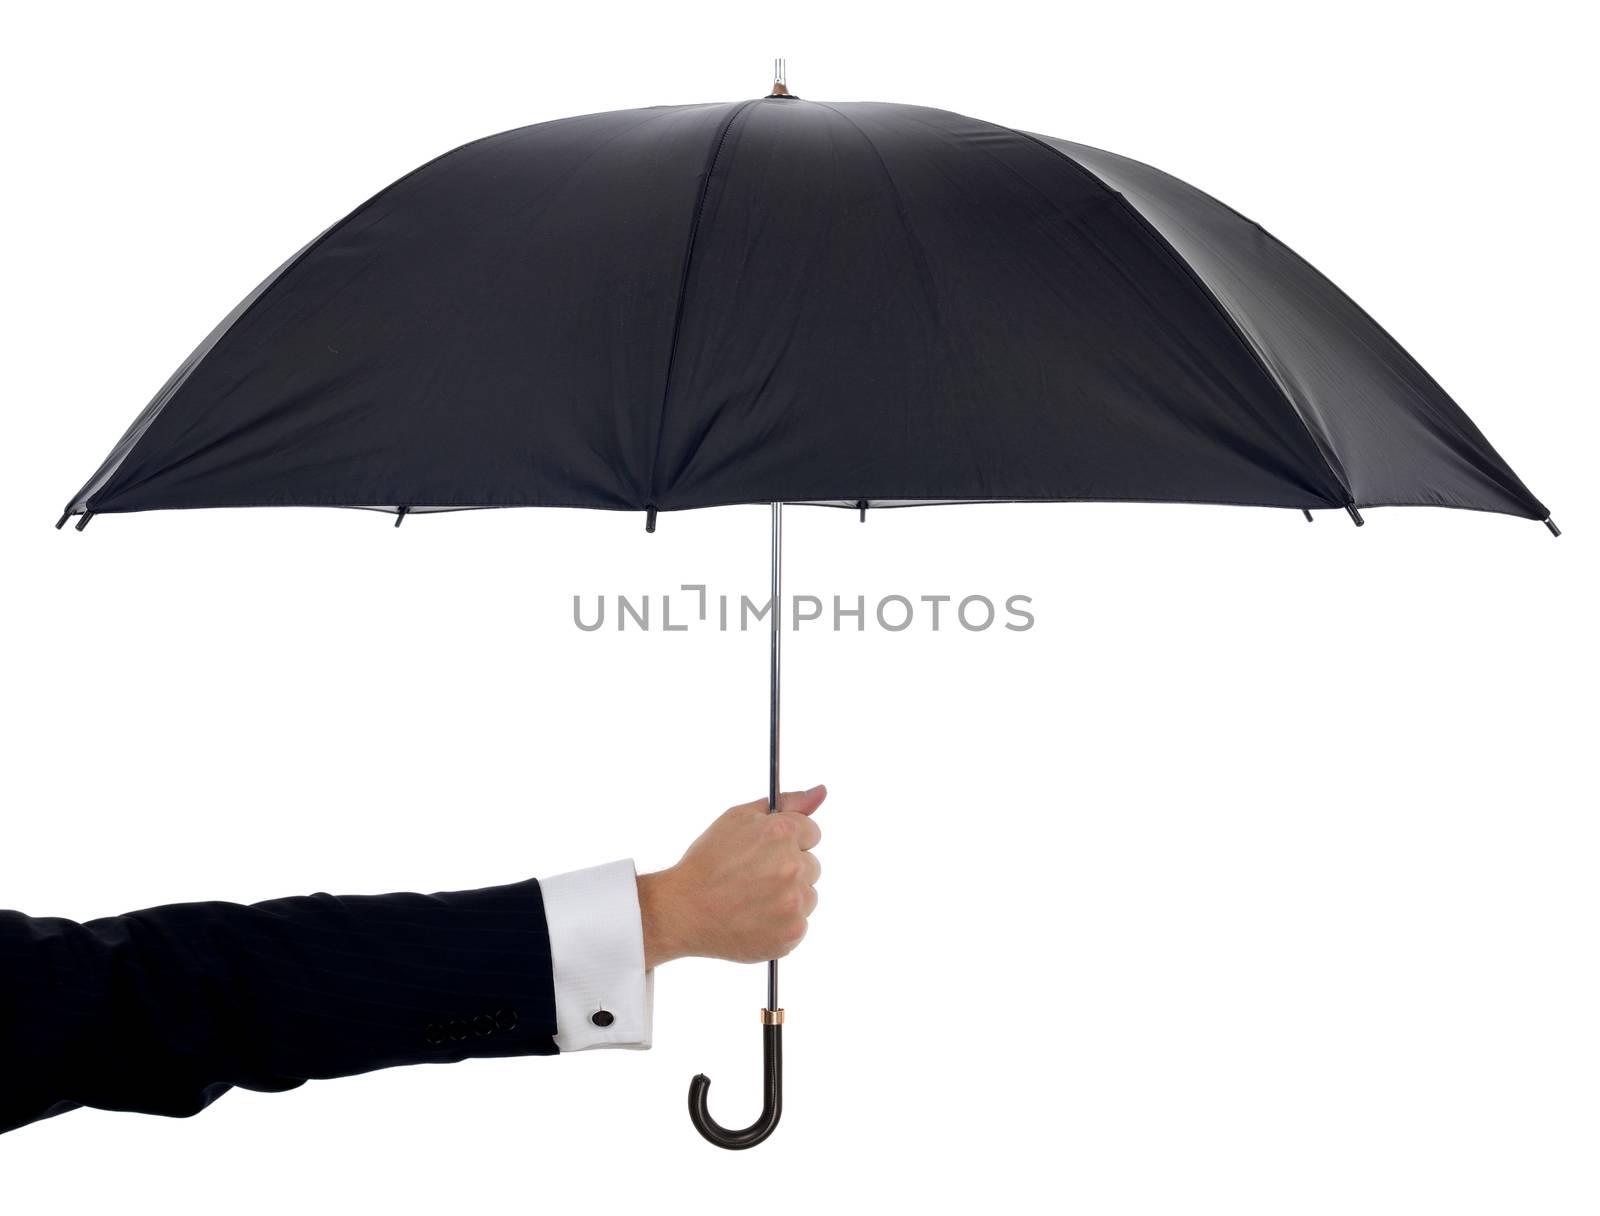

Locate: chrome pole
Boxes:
[766,501,782,1011]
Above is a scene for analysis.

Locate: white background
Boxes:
[3,2,1595,1212]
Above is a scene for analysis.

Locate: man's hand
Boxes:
[637,786,826,969]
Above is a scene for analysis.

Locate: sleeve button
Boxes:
[590,1009,614,1028]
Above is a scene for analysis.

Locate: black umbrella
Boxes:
[59,65,1555,1148]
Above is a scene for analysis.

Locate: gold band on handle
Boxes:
[760,1008,785,1025]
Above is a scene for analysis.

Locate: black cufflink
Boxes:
[590,1009,615,1028]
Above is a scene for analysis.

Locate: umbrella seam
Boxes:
[812,101,993,498]
[644,98,760,512]
[1010,129,1356,510]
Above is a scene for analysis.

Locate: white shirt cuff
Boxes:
[540,859,653,1052]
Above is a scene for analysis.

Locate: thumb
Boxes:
[776,784,827,816]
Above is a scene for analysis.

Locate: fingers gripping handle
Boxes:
[688,1017,783,1149]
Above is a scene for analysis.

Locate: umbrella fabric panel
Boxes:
[65,98,1544,525]
[67,241,319,516]
[1035,135,1547,520]
[652,99,1348,512]
[70,104,740,516]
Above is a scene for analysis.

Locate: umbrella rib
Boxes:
[643,98,760,517]
[1011,130,1357,513]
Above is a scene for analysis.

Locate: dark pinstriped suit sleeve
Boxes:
[0,878,558,1134]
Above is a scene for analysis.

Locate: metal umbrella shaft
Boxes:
[688,502,785,1149]
[767,500,782,1012]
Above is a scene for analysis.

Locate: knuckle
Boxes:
[767,815,797,840]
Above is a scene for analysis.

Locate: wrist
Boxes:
[638,867,692,969]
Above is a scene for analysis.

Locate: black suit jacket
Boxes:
[0,879,558,1134]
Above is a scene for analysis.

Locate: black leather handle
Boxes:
[687,1022,782,1149]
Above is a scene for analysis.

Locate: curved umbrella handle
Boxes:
[687,1013,782,1149]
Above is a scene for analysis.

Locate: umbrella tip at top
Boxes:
[768,57,795,98]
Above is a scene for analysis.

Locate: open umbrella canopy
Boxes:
[61,90,1550,531]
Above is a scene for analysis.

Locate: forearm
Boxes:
[0,880,559,1135]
